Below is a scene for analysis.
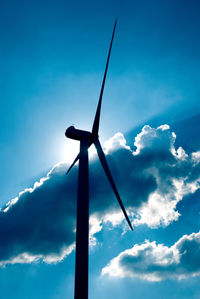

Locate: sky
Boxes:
[0,0,200,298]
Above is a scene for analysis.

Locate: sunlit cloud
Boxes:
[0,124,199,265]
[102,231,200,281]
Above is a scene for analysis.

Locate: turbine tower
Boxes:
[65,19,133,299]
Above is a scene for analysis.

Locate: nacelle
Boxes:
[65,126,92,141]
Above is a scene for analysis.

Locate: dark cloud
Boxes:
[0,125,199,265]
[0,164,77,264]
[102,231,200,281]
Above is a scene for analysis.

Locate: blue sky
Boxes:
[0,0,200,298]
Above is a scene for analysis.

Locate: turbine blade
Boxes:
[66,153,80,175]
[66,139,93,175]
[92,19,117,136]
[94,138,133,230]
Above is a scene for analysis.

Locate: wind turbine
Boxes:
[65,19,133,299]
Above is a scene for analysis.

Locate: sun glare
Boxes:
[59,139,97,165]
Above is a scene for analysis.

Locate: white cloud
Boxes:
[192,151,200,165]
[102,231,200,281]
[129,125,200,227]
[104,132,131,154]
[133,124,174,155]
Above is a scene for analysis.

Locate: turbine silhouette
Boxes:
[65,19,133,299]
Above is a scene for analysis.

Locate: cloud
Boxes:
[0,163,77,265]
[0,125,199,265]
[130,125,200,227]
[102,231,200,281]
